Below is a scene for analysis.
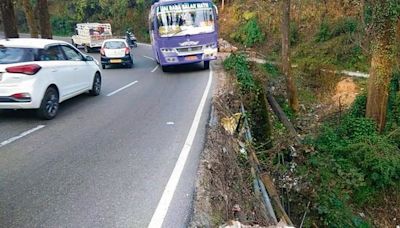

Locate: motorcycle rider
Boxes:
[125,29,137,47]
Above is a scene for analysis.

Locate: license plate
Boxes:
[185,56,197,61]
[110,59,122,63]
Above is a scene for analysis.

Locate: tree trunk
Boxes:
[0,0,19,38]
[221,0,225,11]
[281,0,299,112]
[366,21,395,132]
[38,0,52,39]
[360,0,366,28]
[22,0,38,38]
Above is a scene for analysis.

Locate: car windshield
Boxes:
[104,41,126,49]
[156,2,215,37]
[0,47,36,64]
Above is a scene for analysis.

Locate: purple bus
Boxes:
[149,0,218,71]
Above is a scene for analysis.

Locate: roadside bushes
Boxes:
[315,17,359,42]
[231,18,265,47]
[224,54,271,148]
[302,93,400,226]
[224,54,256,91]
[51,16,76,36]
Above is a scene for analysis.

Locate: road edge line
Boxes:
[148,67,213,228]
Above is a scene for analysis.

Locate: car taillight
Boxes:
[125,47,130,55]
[100,48,105,56]
[11,93,31,99]
[6,64,41,75]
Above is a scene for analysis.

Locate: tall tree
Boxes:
[0,0,19,38]
[22,0,38,38]
[365,0,399,132]
[281,0,299,112]
[38,0,52,39]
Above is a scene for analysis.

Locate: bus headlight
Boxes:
[204,43,217,49]
[161,48,175,53]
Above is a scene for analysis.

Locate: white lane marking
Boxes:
[166,122,175,125]
[151,65,159,73]
[148,68,213,228]
[0,125,46,148]
[144,55,155,61]
[138,43,152,47]
[107,81,138,97]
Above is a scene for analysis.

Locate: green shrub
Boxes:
[302,96,400,225]
[315,20,331,42]
[331,18,359,37]
[51,16,76,36]
[224,54,272,148]
[290,22,300,45]
[315,18,359,42]
[336,116,377,141]
[335,43,368,71]
[224,54,256,91]
[264,62,280,78]
[387,70,400,128]
[232,18,265,47]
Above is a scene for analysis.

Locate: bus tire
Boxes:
[204,61,210,70]
[161,66,169,72]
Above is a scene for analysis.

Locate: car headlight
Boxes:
[94,59,100,66]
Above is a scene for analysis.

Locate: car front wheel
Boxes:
[37,87,59,120]
[89,72,101,96]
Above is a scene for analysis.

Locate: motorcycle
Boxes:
[125,31,137,48]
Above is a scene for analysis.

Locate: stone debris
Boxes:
[219,38,238,53]
[219,220,295,228]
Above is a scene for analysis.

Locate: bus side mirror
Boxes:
[213,4,219,18]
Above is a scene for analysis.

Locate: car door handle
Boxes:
[51,69,58,72]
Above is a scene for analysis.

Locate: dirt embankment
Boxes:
[190,59,275,227]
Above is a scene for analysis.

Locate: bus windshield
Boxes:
[156,2,215,37]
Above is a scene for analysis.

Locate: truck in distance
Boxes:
[72,23,113,53]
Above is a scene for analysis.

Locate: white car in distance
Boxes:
[100,39,133,69]
[0,38,102,119]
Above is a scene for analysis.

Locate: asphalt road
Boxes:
[0,39,213,227]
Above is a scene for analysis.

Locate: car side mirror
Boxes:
[85,55,94,61]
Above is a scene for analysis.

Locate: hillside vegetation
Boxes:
[9,0,152,41]
[218,0,400,226]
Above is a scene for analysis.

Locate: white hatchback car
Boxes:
[0,38,102,119]
[100,39,133,69]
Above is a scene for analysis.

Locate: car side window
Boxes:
[38,46,65,61]
[60,46,83,61]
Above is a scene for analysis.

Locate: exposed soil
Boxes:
[331,77,359,107]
